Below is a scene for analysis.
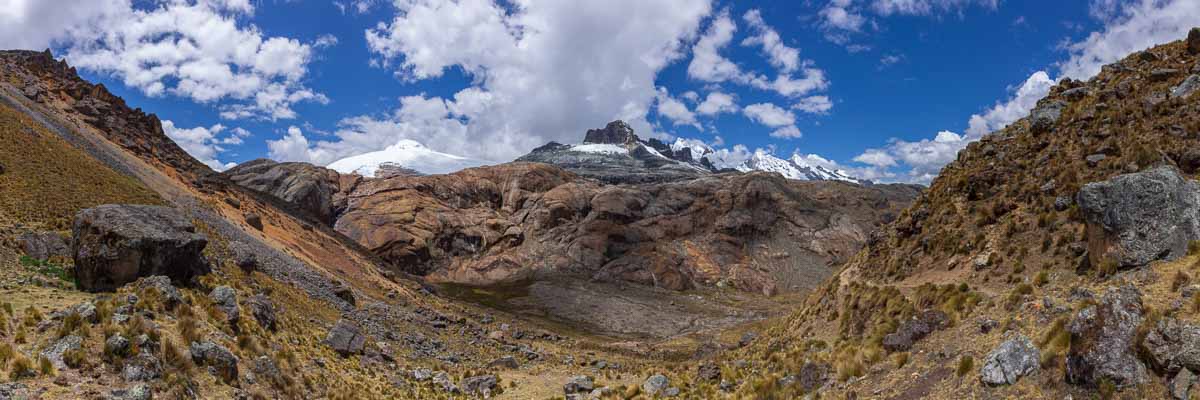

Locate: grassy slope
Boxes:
[0,102,161,232]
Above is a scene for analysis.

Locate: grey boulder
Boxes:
[1077,166,1200,270]
[979,335,1040,386]
[72,205,209,292]
[1066,284,1148,388]
[325,319,366,356]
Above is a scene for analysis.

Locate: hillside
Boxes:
[680,29,1200,400]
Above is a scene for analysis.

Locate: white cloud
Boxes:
[741,10,800,73]
[696,91,738,115]
[687,8,830,99]
[853,148,896,167]
[792,95,833,115]
[687,10,742,83]
[313,34,339,49]
[655,87,701,130]
[162,119,244,171]
[879,54,903,68]
[336,0,713,163]
[1059,0,1200,80]
[965,70,1055,137]
[770,125,803,139]
[819,0,868,45]
[20,0,332,121]
[870,0,999,16]
[743,103,796,128]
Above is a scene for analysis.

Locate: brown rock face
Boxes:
[335,162,918,294]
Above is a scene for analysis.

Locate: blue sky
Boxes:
[4,0,1200,183]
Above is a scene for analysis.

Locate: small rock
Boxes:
[564,375,594,394]
[1085,153,1106,167]
[462,375,497,397]
[698,362,721,381]
[642,374,669,396]
[246,294,277,331]
[980,335,1040,386]
[1151,68,1181,82]
[110,384,152,400]
[333,281,356,306]
[882,310,948,352]
[325,319,366,356]
[663,387,680,397]
[244,212,263,230]
[487,356,519,370]
[209,286,240,327]
[979,319,999,334]
[433,371,459,393]
[1142,317,1200,374]
[1054,196,1072,212]
[105,334,131,358]
[738,331,758,347]
[412,368,433,381]
[121,353,162,382]
[40,335,82,370]
[190,341,239,384]
[1172,75,1200,99]
[1030,100,1067,134]
[1171,368,1195,400]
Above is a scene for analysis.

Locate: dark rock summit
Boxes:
[583,120,638,145]
[72,205,210,292]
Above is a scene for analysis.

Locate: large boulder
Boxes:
[980,335,1040,386]
[1077,166,1200,270]
[1142,317,1200,374]
[72,205,210,292]
[1030,99,1067,134]
[245,294,277,331]
[209,286,240,327]
[1066,284,1149,388]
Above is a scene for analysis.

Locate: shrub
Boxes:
[177,315,201,344]
[22,306,41,327]
[1034,271,1050,287]
[1173,270,1192,292]
[9,355,33,380]
[893,352,909,368]
[956,356,974,377]
[37,355,54,376]
[0,343,13,366]
[57,312,82,339]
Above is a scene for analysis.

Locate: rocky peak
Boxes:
[583,120,638,145]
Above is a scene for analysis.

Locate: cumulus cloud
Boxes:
[741,9,800,73]
[819,0,868,45]
[162,119,247,171]
[770,125,803,139]
[696,91,738,115]
[4,0,332,121]
[316,0,712,163]
[687,8,831,99]
[743,103,796,127]
[792,95,834,115]
[655,87,701,130]
[870,0,999,16]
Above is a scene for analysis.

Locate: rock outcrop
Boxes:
[223,159,357,223]
[1077,166,1200,270]
[335,162,918,294]
[1066,284,1148,388]
[72,205,210,292]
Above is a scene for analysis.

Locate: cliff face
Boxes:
[332,162,919,295]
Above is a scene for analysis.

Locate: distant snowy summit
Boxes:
[326,139,488,178]
[322,120,863,184]
[518,120,863,184]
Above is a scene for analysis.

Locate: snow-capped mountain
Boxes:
[326,139,488,177]
[732,150,860,183]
